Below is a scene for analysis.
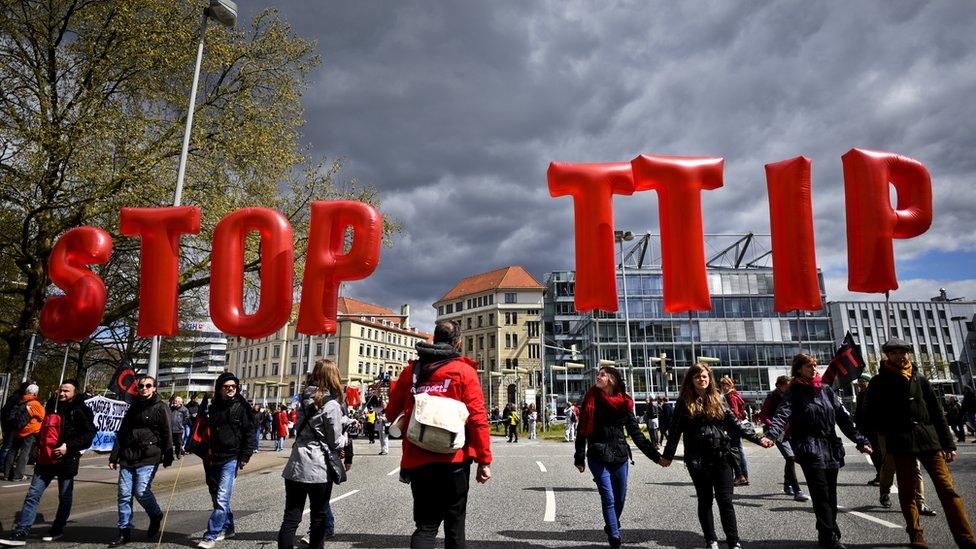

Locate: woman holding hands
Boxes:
[575,366,661,548]
[760,354,872,549]
[661,363,762,549]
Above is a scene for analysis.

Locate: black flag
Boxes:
[822,331,865,387]
[108,357,138,403]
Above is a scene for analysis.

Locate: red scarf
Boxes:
[578,386,634,438]
[793,374,823,390]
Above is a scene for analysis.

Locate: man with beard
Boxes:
[195,372,255,549]
[108,375,173,547]
[0,380,96,545]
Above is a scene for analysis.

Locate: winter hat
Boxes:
[214,371,240,393]
[882,338,912,353]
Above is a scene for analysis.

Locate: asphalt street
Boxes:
[2,432,975,548]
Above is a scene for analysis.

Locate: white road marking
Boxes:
[387,467,401,476]
[536,461,547,473]
[1,483,29,488]
[838,505,901,529]
[544,487,555,522]
[303,489,361,515]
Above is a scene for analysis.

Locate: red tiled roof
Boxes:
[437,265,543,303]
[338,297,397,316]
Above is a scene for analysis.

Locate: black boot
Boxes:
[108,528,131,547]
[147,515,163,540]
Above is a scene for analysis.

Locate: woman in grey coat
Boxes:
[276,359,347,549]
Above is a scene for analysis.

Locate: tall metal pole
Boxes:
[540,322,548,430]
[54,345,71,414]
[293,331,305,400]
[619,238,635,395]
[148,12,210,380]
[688,312,697,365]
[22,332,37,382]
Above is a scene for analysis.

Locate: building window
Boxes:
[490,334,496,348]
[512,333,518,347]
[489,315,494,326]
[505,292,517,304]
[478,336,484,350]
[270,364,276,376]
[467,317,472,330]
[290,362,297,375]
[505,334,511,348]
[446,304,453,314]
[262,348,268,360]
[273,346,280,358]
[316,343,323,356]
[478,315,483,327]
[505,358,512,369]
[438,306,444,316]
[292,344,298,357]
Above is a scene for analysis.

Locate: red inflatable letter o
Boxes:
[210,208,294,339]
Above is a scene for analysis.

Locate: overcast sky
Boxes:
[235,1,976,331]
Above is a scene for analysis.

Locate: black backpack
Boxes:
[3,401,31,432]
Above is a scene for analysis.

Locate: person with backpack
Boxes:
[108,375,173,547]
[276,359,348,549]
[185,396,200,445]
[0,380,96,545]
[660,364,761,549]
[3,384,45,482]
[564,400,578,442]
[385,320,491,549]
[0,382,30,478]
[761,354,872,549]
[195,372,256,548]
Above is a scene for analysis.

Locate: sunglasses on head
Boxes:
[138,383,154,389]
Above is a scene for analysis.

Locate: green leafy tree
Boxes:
[0,0,399,371]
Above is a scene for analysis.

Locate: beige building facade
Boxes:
[434,266,544,412]
[226,298,430,405]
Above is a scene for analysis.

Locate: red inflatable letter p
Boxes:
[842,149,932,293]
[297,201,382,334]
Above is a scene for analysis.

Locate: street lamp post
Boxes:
[615,230,635,397]
[148,0,237,379]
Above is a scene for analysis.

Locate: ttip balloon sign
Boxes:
[550,148,932,314]
[38,200,382,342]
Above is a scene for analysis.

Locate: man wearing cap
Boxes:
[866,338,976,548]
[195,372,256,549]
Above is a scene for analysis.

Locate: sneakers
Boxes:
[733,475,749,486]
[0,531,29,546]
[197,540,216,549]
[918,503,938,517]
[880,493,892,508]
[784,485,795,495]
[42,526,63,542]
[378,451,388,455]
[706,542,720,549]
[794,490,810,502]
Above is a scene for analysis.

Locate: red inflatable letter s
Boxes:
[210,208,294,339]
[547,162,634,312]
[39,227,113,342]
[842,149,932,293]
[296,201,382,335]
[631,155,723,312]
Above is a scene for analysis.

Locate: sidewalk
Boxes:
[0,439,292,530]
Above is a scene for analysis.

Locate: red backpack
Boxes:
[36,413,63,465]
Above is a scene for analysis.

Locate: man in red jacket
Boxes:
[386,320,491,549]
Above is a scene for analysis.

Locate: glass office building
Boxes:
[543,234,834,410]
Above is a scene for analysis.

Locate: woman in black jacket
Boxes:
[574,365,660,548]
[661,363,761,549]
[761,354,872,549]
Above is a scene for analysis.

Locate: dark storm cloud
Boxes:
[235,1,976,328]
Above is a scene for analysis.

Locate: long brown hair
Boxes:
[679,363,725,420]
[791,353,816,380]
[306,359,344,409]
[598,365,627,395]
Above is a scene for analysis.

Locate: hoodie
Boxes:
[206,372,256,465]
[385,341,492,470]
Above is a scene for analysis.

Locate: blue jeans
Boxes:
[117,465,162,529]
[16,469,74,533]
[587,455,629,541]
[254,427,261,452]
[0,431,14,469]
[203,460,237,541]
[183,424,191,445]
